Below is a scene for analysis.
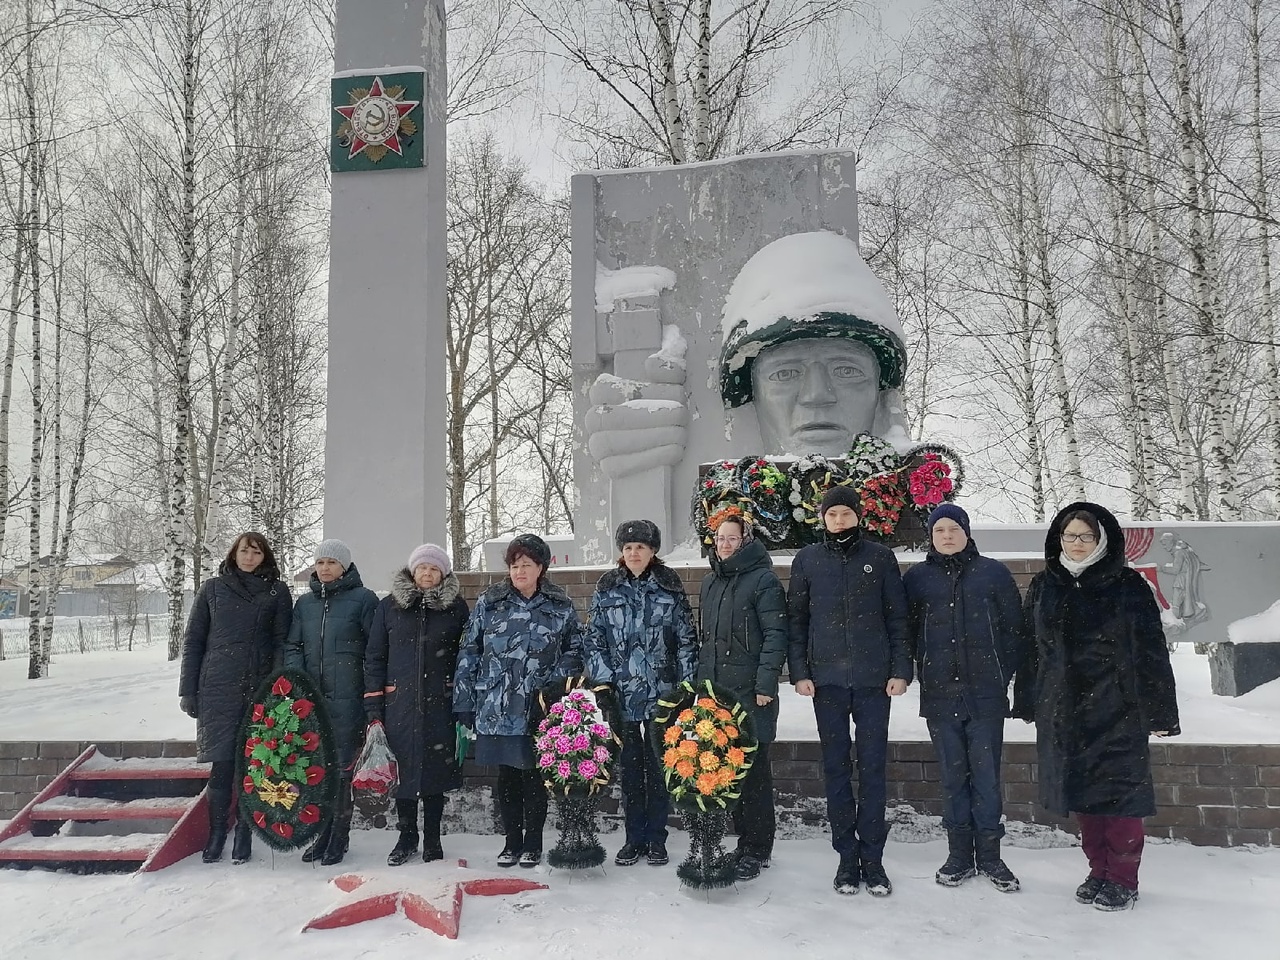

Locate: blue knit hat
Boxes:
[927,504,970,537]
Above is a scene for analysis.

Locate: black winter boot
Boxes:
[387,798,420,866]
[975,831,1020,892]
[320,777,353,866]
[301,823,332,863]
[201,785,231,863]
[936,828,977,886]
[496,768,525,867]
[421,794,446,862]
[519,769,547,867]
[231,819,252,864]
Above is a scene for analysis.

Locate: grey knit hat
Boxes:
[313,539,352,570]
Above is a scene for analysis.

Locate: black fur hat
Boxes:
[615,519,661,553]
[507,533,552,569]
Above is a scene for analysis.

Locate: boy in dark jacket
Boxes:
[787,486,911,897]
[903,505,1023,892]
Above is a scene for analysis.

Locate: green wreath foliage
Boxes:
[235,668,338,851]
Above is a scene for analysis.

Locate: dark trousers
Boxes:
[1078,814,1145,890]
[731,741,775,859]
[619,721,670,845]
[813,685,891,862]
[926,716,1005,836]
[496,764,548,852]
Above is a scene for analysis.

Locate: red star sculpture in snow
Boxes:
[302,860,547,939]
[333,77,420,161]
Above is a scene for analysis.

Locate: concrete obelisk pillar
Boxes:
[323,0,446,590]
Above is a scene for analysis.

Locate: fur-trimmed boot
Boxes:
[936,828,977,886]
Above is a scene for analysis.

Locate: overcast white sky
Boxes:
[477,0,935,194]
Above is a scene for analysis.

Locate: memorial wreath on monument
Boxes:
[651,680,758,890]
[530,676,623,870]
[236,669,339,850]
[692,433,964,550]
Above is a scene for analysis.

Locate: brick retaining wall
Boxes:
[3,739,1276,847]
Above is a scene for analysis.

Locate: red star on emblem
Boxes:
[334,77,420,161]
[302,861,547,938]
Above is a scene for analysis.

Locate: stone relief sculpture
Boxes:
[570,150,959,557]
[1160,531,1211,632]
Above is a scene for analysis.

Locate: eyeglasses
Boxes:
[1061,533,1098,544]
[713,536,743,546]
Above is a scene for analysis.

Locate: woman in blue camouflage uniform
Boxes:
[584,520,696,868]
[453,534,582,868]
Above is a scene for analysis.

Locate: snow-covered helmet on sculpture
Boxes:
[718,231,910,457]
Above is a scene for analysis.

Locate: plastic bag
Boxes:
[454,722,473,768]
[352,722,399,796]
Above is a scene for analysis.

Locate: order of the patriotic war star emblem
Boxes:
[331,72,424,172]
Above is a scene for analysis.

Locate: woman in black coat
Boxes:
[179,532,293,865]
[1013,502,1179,912]
[363,543,469,866]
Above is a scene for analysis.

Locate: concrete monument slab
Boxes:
[323,0,446,589]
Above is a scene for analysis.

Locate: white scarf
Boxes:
[1059,525,1109,578]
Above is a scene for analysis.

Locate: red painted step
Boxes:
[30,796,197,821]
[0,745,212,873]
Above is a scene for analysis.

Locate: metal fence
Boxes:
[0,615,172,659]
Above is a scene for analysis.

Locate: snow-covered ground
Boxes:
[0,828,1276,959]
[1,644,1277,744]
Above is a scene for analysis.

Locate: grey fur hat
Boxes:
[615,519,661,553]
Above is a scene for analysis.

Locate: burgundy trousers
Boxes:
[1077,814,1145,890]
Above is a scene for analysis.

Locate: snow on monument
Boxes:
[572,149,950,559]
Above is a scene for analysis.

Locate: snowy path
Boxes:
[0,831,1275,959]
[2,644,1278,744]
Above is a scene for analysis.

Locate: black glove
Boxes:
[455,711,475,730]
[179,695,198,719]
[363,698,385,724]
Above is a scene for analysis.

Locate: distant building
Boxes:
[9,553,136,589]
[96,562,194,618]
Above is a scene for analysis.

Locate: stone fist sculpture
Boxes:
[583,266,689,480]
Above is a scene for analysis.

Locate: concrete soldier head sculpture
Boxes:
[719,231,910,458]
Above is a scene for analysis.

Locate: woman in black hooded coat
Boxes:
[1013,501,1179,912]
